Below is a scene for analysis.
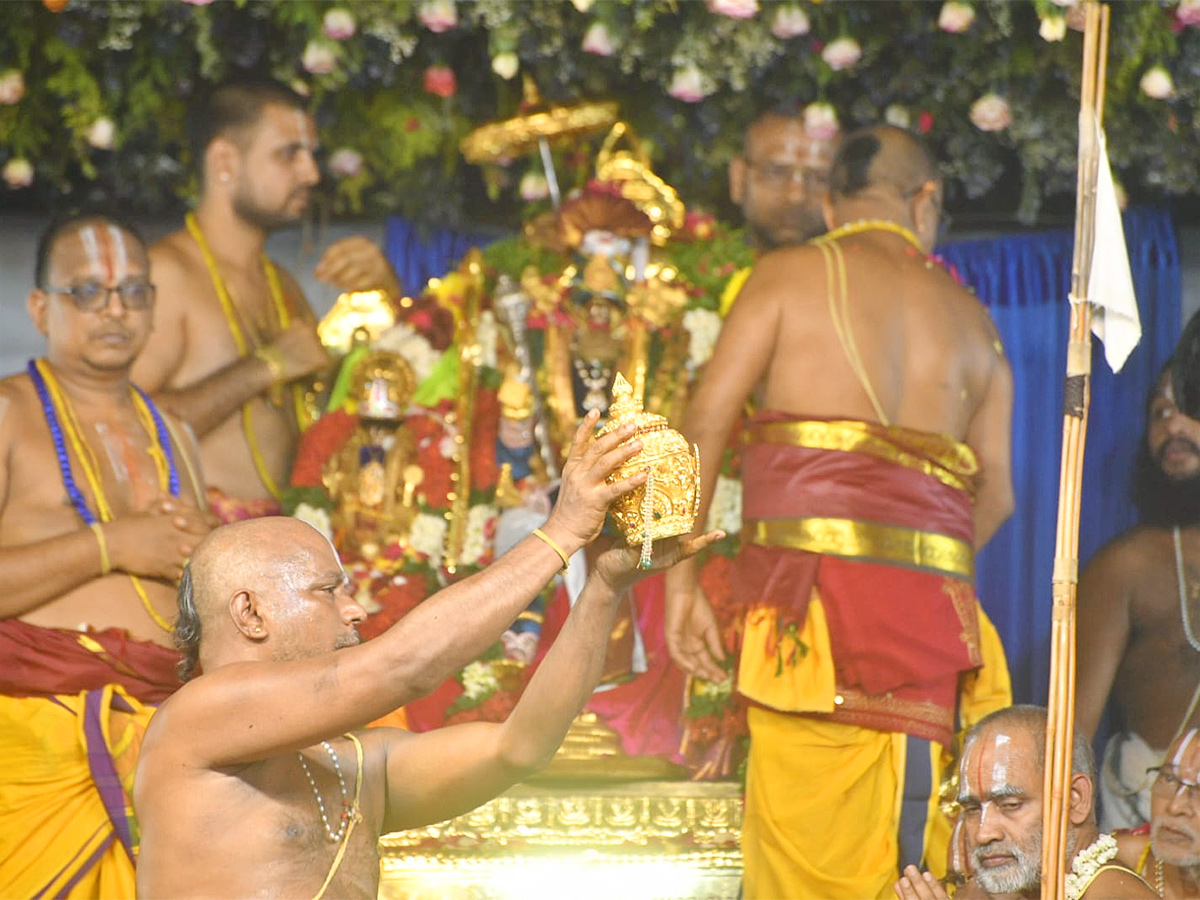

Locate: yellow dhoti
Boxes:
[0,685,155,899]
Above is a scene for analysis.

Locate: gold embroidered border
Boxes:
[748,517,974,580]
[828,687,956,742]
[746,419,978,492]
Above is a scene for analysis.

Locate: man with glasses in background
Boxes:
[0,212,212,898]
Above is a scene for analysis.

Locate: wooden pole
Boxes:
[1040,4,1110,898]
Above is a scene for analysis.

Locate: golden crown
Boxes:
[599,373,700,545]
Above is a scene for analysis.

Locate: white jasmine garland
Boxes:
[460,660,499,699]
[1064,833,1117,900]
[705,475,742,536]
[408,513,448,564]
[293,503,334,541]
[459,504,498,567]
[683,308,722,368]
[373,323,441,383]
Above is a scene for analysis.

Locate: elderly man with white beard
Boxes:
[894,706,1155,900]
[1115,726,1200,898]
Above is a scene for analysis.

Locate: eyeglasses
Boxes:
[1149,766,1200,803]
[43,280,156,312]
[748,162,830,192]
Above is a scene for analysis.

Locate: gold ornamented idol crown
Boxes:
[599,373,700,545]
[350,350,417,421]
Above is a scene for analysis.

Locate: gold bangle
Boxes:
[253,346,285,384]
[90,522,111,575]
[532,528,570,573]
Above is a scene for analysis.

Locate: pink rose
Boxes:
[1039,14,1067,41]
[322,8,356,40]
[803,102,840,141]
[770,5,810,39]
[418,0,458,33]
[301,39,338,75]
[423,64,457,99]
[918,111,935,134]
[582,21,616,56]
[3,158,33,189]
[822,37,863,71]
[667,63,716,103]
[937,1,975,34]
[706,0,759,18]
[0,70,26,106]
[1179,0,1200,26]
[969,93,1012,132]
[181,0,214,5]
[1140,65,1174,100]
[86,117,115,150]
[329,148,363,179]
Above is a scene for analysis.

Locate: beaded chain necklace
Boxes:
[185,212,309,500]
[28,358,180,632]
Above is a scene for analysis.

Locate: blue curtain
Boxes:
[385,208,1183,705]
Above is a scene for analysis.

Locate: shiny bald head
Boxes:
[176,517,363,680]
[1151,728,1200,868]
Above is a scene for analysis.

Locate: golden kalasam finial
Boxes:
[599,373,700,559]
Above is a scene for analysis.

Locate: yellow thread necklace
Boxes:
[34,359,175,632]
[818,218,925,253]
[186,212,308,500]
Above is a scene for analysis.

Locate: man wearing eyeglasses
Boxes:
[131,78,403,524]
[1076,315,1200,832]
[665,125,1015,899]
[1114,726,1200,898]
[0,212,213,898]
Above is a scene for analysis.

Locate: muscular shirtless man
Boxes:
[0,212,211,897]
[134,415,721,899]
[132,78,402,521]
[665,125,1015,898]
[1077,319,1200,830]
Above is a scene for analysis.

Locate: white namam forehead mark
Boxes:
[76,225,104,279]
[1171,727,1200,779]
[105,224,129,276]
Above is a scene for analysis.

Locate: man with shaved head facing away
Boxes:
[133,77,404,524]
[0,212,211,898]
[1115,726,1200,897]
[895,706,1155,900]
[664,125,1015,897]
[134,411,722,900]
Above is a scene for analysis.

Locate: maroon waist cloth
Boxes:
[0,618,182,704]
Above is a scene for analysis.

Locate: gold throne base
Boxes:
[378,779,742,900]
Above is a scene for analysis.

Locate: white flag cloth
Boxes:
[1085,126,1141,373]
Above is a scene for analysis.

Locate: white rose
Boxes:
[519,171,550,201]
[0,70,26,106]
[706,0,759,18]
[937,1,975,34]
[322,7,356,40]
[459,504,497,567]
[492,51,519,80]
[328,147,363,179]
[570,0,594,11]
[770,5,811,39]
[885,104,912,129]
[667,62,716,103]
[417,0,458,33]
[293,503,333,541]
[803,101,840,141]
[301,39,338,75]
[1050,0,1076,6]
[3,158,33,189]
[408,512,448,564]
[822,37,863,71]
[705,475,743,537]
[683,308,723,369]
[582,21,616,57]
[1140,66,1174,100]
[290,79,312,98]
[1039,14,1067,41]
[86,117,115,150]
[969,93,1012,132]
[460,660,499,699]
